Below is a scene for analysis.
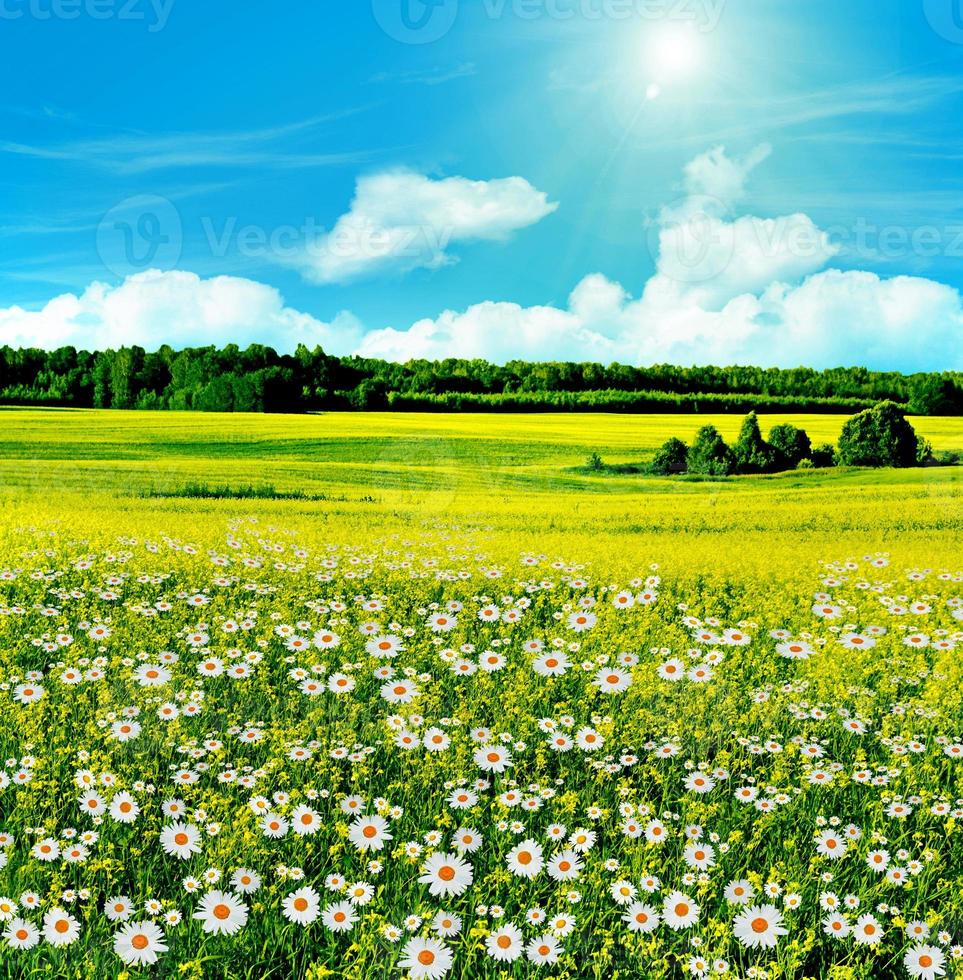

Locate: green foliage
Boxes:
[908,374,963,416]
[585,452,605,472]
[810,443,837,468]
[650,437,689,475]
[732,411,779,473]
[2,344,961,414]
[687,425,736,476]
[768,423,812,469]
[837,401,922,468]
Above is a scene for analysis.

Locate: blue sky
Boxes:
[2,0,963,369]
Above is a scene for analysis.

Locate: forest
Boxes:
[1,343,961,415]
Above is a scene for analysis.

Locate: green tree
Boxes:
[732,412,778,473]
[768,423,812,470]
[687,425,736,476]
[651,437,688,475]
[837,401,921,468]
[908,375,962,416]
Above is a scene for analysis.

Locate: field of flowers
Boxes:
[0,409,961,979]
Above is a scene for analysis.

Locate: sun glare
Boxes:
[647,23,703,82]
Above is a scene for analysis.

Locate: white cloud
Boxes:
[2,147,961,372]
[356,146,962,371]
[682,143,772,208]
[0,269,363,353]
[299,170,558,283]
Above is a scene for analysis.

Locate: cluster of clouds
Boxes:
[2,148,961,370]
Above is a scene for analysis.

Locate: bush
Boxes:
[651,437,688,475]
[769,423,812,470]
[836,401,921,468]
[732,412,779,473]
[687,425,736,476]
[810,443,837,468]
[585,452,604,472]
[796,458,814,470]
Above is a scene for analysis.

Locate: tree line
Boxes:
[1,344,961,415]
[641,403,946,477]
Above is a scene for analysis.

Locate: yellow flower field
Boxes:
[0,409,961,979]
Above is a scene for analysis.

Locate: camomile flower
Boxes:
[451,826,483,853]
[533,652,569,677]
[160,822,202,860]
[423,728,451,752]
[657,659,685,681]
[346,882,374,906]
[663,892,700,930]
[610,880,637,905]
[282,886,321,925]
[398,937,454,979]
[230,869,262,894]
[814,829,847,860]
[506,840,544,878]
[432,911,462,938]
[684,772,715,794]
[43,908,81,946]
[473,745,512,774]
[485,924,524,962]
[446,788,477,810]
[348,815,391,851]
[732,905,787,949]
[724,880,755,905]
[321,901,357,933]
[683,842,716,870]
[419,852,473,898]
[623,902,660,933]
[3,918,40,950]
[546,850,582,881]
[290,806,322,836]
[592,667,632,694]
[31,838,60,862]
[113,920,168,966]
[903,945,946,980]
[852,913,885,946]
[823,913,850,939]
[526,934,561,964]
[110,792,141,824]
[193,891,248,936]
[549,913,575,937]
[777,639,813,660]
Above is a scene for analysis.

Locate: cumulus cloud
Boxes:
[682,143,772,208]
[0,269,363,353]
[354,145,962,371]
[3,147,962,371]
[299,170,558,283]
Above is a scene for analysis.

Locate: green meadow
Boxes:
[1,407,961,579]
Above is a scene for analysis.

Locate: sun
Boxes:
[647,23,703,82]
